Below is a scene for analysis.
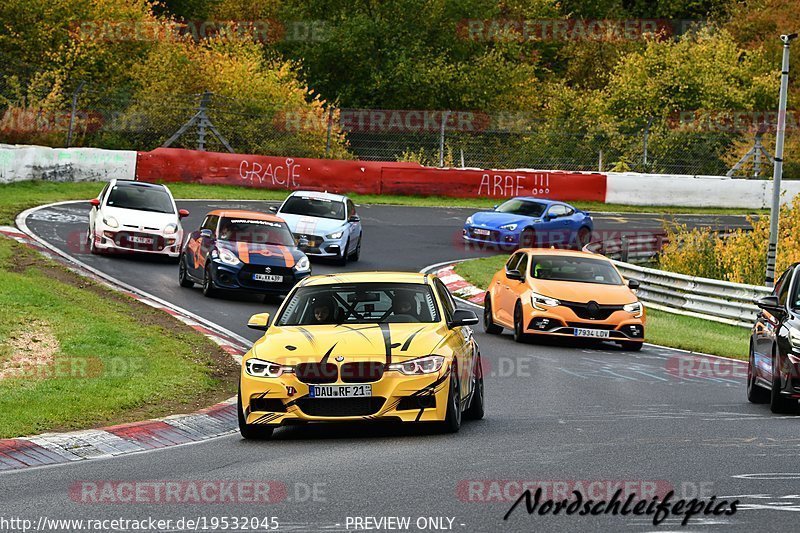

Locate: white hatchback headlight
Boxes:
[388,355,445,375]
[531,292,560,311]
[245,358,293,378]
[163,223,178,235]
[294,256,310,272]
[623,301,643,318]
[215,247,241,266]
[103,216,119,229]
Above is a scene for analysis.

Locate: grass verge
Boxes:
[453,254,750,360]
[0,237,238,438]
[0,180,762,226]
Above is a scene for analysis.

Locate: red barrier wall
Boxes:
[136,148,607,201]
[381,167,606,201]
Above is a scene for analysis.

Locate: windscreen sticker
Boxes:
[229,219,282,227]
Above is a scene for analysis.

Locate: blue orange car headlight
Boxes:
[214,247,242,267]
[294,256,311,272]
[387,355,445,375]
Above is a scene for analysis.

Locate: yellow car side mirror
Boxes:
[247,312,271,331]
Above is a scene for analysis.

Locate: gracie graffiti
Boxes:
[239,158,301,188]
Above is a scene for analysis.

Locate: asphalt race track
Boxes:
[6,200,797,532]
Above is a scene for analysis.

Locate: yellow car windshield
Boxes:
[277,283,440,325]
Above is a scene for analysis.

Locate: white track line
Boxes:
[16,200,251,351]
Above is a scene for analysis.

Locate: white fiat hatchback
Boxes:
[87,180,188,259]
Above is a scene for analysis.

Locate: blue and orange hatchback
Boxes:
[179,210,311,297]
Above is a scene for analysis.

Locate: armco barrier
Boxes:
[0,144,136,184]
[135,148,609,202]
[614,261,770,327]
[584,238,769,327]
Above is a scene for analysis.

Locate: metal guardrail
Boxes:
[585,233,666,264]
[584,237,770,328]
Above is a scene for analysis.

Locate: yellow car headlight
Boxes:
[388,355,445,375]
[245,358,293,378]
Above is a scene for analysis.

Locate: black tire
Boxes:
[202,263,216,297]
[336,239,349,266]
[483,295,502,334]
[620,341,643,351]
[513,301,526,343]
[519,228,536,248]
[440,368,462,433]
[747,343,769,404]
[770,348,796,414]
[464,356,485,421]
[576,227,592,250]
[350,236,361,261]
[237,389,274,440]
[178,255,194,288]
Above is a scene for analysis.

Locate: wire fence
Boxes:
[0,82,794,178]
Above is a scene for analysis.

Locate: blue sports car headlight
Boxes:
[499,223,518,231]
[465,216,473,225]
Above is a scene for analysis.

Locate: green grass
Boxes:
[0,180,762,226]
[0,238,237,438]
[644,308,749,360]
[453,254,749,360]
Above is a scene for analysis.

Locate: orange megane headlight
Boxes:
[623,302,643,318]
[531,292,560,311]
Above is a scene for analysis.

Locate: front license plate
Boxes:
[309,384,372,398]
[253,274,283,282]
[473,228,491,235]
[130,236,153,244]
[574,328,610,338]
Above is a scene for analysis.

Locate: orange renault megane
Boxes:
[483,249,645,350]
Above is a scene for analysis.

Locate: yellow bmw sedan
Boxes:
[238,272,484,439]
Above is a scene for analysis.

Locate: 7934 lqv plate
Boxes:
[574,328,610,339]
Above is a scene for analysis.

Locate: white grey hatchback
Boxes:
[272,191,362,265]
